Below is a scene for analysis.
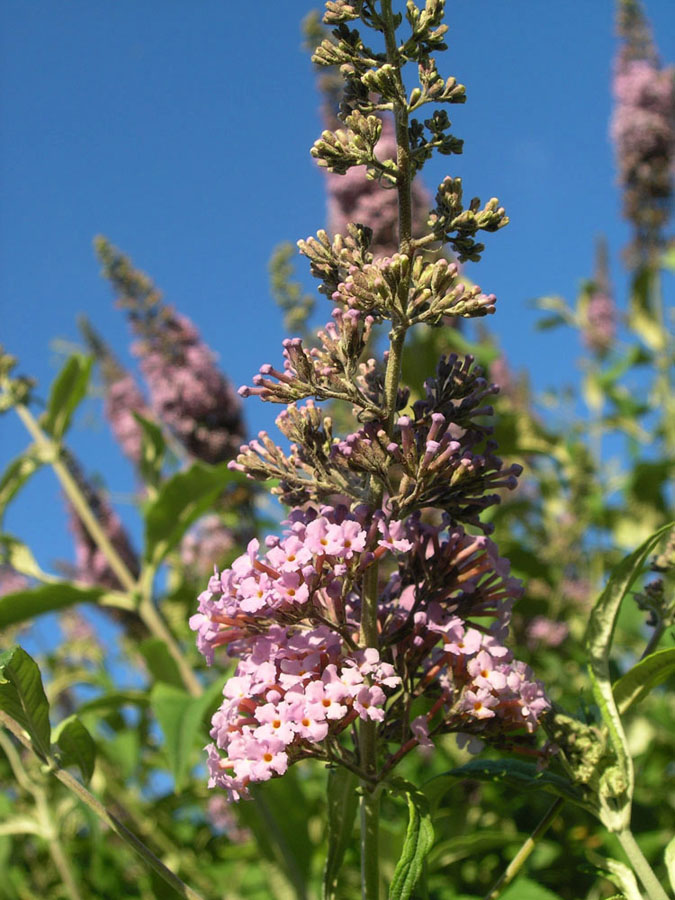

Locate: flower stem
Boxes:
[482,797,564,900]
[617,827,669,900]
[14,402,138,595]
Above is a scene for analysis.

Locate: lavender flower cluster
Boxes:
[191,505,548,800]
[611,3,675,257]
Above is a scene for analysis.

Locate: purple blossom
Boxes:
[64,456,140,592]
[0,565,28,597]
[136,312,245,464]
[611,10,675,259]
[191,506,549,800]
[104,372,149,465]
[96,238,246,464]
[180,514,235,575]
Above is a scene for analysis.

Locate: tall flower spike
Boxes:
[195,1,549,812]
[95,237,246,465]
[611,0,675,264]
[582,236,616,357]
[79,316,150,466]
[62,451,140,592]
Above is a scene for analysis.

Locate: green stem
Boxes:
[641,619,665,660]
[0,710,208,900]
[35,786,84,900]
[649,265,675,459]
[15,401,203,699]
[616,828,669,900]
[14,403,138,595]
[360,785,381,900]
[482,798,565,900]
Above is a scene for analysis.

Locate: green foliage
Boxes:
[388,781,435,900]
[0,647,51,759]
[144,461,241,567]
[322,767,359,900]
[52,714,97,783]
[39,353,93,442]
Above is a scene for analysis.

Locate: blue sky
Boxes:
[1,0,674,575]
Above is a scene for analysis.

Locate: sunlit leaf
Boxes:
[389,780,434,900]
[613,648,675,715]
[53,714,97,783]
[585,522,673,831]
[0,451,43,522]
[0,582,131,630]
[0,646,51,759]
[144,461,242,567]
[40,353,93,441]
[151,679,222,791]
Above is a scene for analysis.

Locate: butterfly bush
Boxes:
[192,0,549,803]
[611,0,675,260]
[95,237,246,466]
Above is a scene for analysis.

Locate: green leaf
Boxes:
[40,354,93,441]
[585,522,674,831]
[0,582,131,630]
[322,767,359,900]
[150,679,222,792]
[628,268,666,352]
[0,646,51,759]
[138,638,184,689]
[0,534,52,581]
[665,835,675,895]
[76,689,149,716]
[588,857,642,900]
[52,714,97,783]
[499,878,565,900]
[613,648,675,715]
[0,451,43,522]
[143,461,240,567]
[389,781,434,900]
[132,412,166,487]
[429,759,586,809]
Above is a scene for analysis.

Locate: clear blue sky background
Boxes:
[1,1,674,579]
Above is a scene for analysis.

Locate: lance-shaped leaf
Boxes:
[585,522,673,832]
[138,638,184,689]
[665,834,675,895]
[40,353,93,441]
[586,857,643,900]
[0,582,132,630]
[322,767,359,900]
[132,412,166,488]
[0,451,44,522]
[53,714,97,783]
[427,759,588,811]
[389,780,434,900]
[613,648,675,715]
[150,679,222,792]
[0,534,53,581]
[143,461,240,568]
[0,647,51,759]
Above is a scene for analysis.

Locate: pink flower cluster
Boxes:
[205,627,398,801]
[325,115,431,257]
[65,456,139,591]
[583,290,616,356]
[103,371,149,466]
[136,312,245,465]
[191,506,550,800]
